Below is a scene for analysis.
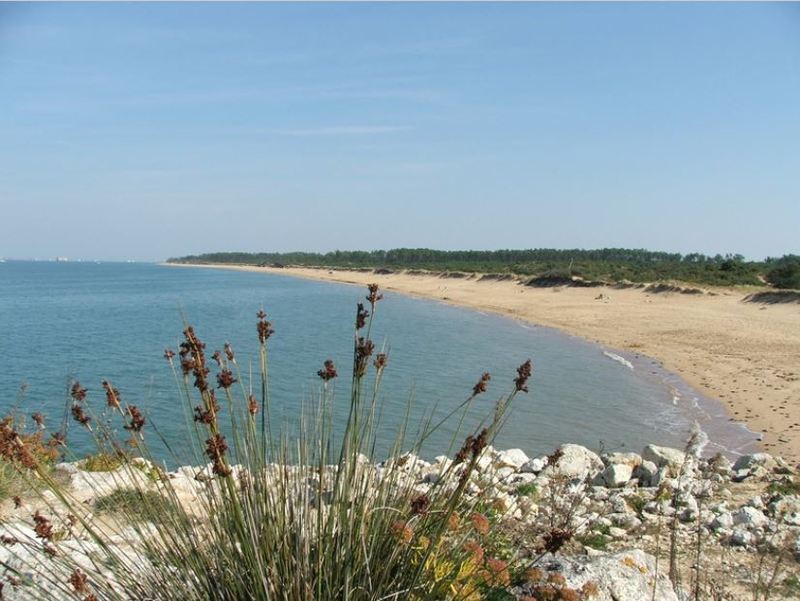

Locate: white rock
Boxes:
[733,506,769,529]
[608,526,628,539]
[632,460,658,486]
[733,453,777,472]
[521,456,548,473]
[642,445,686,469]
[730,529,753,546]
[600,463,634,488]
[711,512,734,530]
[492,448,530,470]
[541,444,604,480]
[495,466,516,481]
[523,549,679,601]
[609,513,642,530]
[603,452,643,469]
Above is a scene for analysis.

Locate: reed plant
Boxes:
[0,284,533,600]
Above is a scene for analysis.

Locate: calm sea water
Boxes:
[0,261,743,465]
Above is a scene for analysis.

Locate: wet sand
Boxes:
[169,263,800,463]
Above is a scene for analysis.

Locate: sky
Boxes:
[0,2,798,262]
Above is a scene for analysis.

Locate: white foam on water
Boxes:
[688,422,710,457]
[602,351,634,370]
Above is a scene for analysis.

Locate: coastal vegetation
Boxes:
[765,255,800,290]
[1,283,798,599]
[0,284,538,600]
[168,249,800,289]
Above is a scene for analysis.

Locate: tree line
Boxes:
[167,248,800,289]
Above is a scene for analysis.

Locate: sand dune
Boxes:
[171,264,800,463]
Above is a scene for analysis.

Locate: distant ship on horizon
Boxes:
[55,256,69,262]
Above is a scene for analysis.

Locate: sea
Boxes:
[0,261,758,466]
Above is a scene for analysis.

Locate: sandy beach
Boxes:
[171,263,800,463]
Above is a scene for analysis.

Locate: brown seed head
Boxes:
[71,404,91,428]
[193,391,220,424]
[541,527,573,554]
[482,558,510,587]
[514,359,533,393]
[463,540,484,563]
[373,353,388,370]
[70,382,87,402]
[216,369,237,389]
[257,311,275,343]
[472,372,491,396]
[317,359,338,382]
[31,412,45,429]
[205,434,228,461]
[366,283,383,307]
[410,493,431,516]
[247,394,259,416]
[69,568,88,594]
[101,380,121,409]
[355,337,375,377]
[389,521,413,545]
[356,303,369,330]
[447,512,461,531]
[472,428,489,456]
[454,434,474,465]
[470,512,490,536]
[124,405,146,433]
[33,511,53,540]
[163,348,175,360]
[180,326,211,392]
[224,342,235,362]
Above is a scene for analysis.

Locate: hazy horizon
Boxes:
[2,3,798,262]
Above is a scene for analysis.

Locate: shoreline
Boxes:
[165,262,800,463]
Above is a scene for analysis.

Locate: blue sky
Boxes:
[1,2,798,261]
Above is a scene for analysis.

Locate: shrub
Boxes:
[516,483,539,499]
[765,255,800,290]
[0,284,533,600]
[79,451,126,472]
[94,488,171,523]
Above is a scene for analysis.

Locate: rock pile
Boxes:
[1,443,798,599]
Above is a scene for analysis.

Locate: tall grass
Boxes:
[0,284,532,600]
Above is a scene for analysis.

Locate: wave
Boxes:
[602,351,634,370]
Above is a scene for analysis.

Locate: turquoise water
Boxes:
[0,261,724,464]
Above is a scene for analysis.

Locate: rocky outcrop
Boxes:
[2,445,798,600]
[515,549,680,601]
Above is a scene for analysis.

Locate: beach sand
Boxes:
[171,264,800,463]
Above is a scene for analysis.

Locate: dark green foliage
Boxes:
[765,255,800,290]
[168,248,771,287]
[515,483,539,498]
[577,531,609,551]
[95,488,170,522]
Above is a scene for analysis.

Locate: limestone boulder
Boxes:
[540,444,604,480]
[516,549,679,601]
[642,445,686,469]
